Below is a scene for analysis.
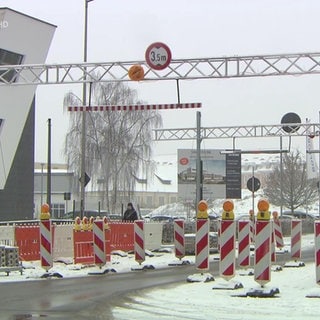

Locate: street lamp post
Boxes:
[80,0,93,218]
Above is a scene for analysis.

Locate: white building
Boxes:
[0,8,55,220]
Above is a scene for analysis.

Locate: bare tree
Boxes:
[264,150,318,212]
[64,82,162,213]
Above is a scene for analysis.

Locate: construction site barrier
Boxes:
[53,224,74,259]
[108,222,134,252]
[73,229,111,265]
[0,225,15,246]
[15,224,40,261]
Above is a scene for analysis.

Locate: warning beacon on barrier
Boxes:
[197,200,208,219]
[74,216,81,231]
[222,200,234,220]
[257,199,270,220]
[40,203,50,220]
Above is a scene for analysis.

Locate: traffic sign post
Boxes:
[145,42,172,70]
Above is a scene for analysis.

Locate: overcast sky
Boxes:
[2,0,320,163]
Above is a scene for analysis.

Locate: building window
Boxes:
[51,203,65,218]
[170,197,177,203]
[159,196,165,206]
[146,196,153,208]
[0,48,24,82]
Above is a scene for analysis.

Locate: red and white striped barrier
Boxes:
[291,219,302,260]
[68,103,201,112]
[195,219,210,271]
[271,222,276,263]
[93,220,106,266]
[40,220,53,271]
[273,218,284,248]
[254,220,271,286]
[238,220,251,268]
[249,210,255,243]
[134,220,145,265]
[220,220,236,280]
[174,219,185,260]
[315,221,320,284]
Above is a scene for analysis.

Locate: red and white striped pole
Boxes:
[93,220,106,267]
[254,199,272,287]
[272,211,284,249]
[291,219,302,261]
[238,220,251,268]
[68,103,202,112]
[271,222,276,263]
[219,200,236,280]
[134,220,145,265]
[174,219,185,260]
[40,204,53,272]
[315,221,320,284]
[249,209,255,244]
[195,200,210,271]
[272,212,284,248]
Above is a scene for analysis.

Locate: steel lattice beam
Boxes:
[153,123,320,141]
[1,52,320,85]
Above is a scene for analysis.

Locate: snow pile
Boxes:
[113,262,320,320]
[147,188,284,219]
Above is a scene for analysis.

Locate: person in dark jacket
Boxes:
[122,202,138,222]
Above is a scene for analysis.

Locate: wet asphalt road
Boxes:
[0,248,314,320]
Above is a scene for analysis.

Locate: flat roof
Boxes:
[0,7,57,28]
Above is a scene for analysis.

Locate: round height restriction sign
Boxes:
[145,42,172,70]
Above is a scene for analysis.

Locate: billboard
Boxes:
[178,149,241,202]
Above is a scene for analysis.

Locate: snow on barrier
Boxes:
[93,220,106,266]
[174,219,185,260]
[238,220,250,268]
[291,219,302,260]
[134,220,145,265]
[315,221,320,284]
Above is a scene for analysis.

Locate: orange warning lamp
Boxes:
[197,200,208,219]
[74,216,81,231]
[128,65,144,81]
[102,216,110,230]
[257,199,270,220]
[222,200,234,220]
[82,216,89,231]
[272,211,279,220]
[40,203,50,220]
[88,216,94,230]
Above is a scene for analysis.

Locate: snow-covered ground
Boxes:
[0,234,318,319]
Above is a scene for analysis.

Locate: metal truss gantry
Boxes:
[2,52,320,85]
[1,51,320,140]
[154,122,320,141]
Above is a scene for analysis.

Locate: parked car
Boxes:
[149,215,175,223]
[282,211,316,220]
[63,210,107,219]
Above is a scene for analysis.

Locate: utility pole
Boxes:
[80,0,94,218]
